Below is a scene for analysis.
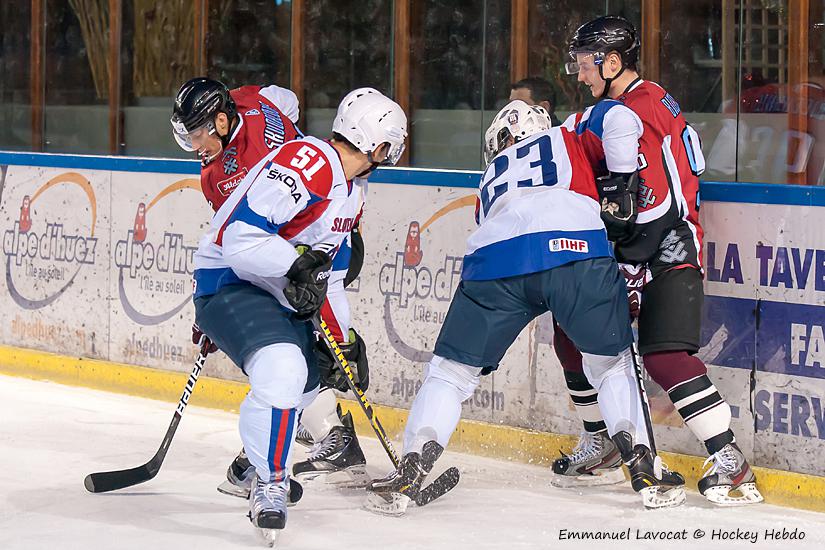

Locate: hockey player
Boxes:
[171,78,372,494]
[556,15,762,505]
[192,87,407,541]
[364,100,685,516]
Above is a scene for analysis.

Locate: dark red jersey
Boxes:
[200,85,302,211]
[617,79,706,275]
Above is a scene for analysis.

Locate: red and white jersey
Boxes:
[463,126,613,281]
[200,85,302,211]
[572,80,706,275]
[193,136,366,316]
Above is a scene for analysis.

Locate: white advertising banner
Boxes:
[1,159,823,475]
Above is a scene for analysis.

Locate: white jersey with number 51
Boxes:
[463,127,612,281]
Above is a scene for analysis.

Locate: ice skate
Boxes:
[249,474,289,547]
[294,421,314,448]
[613,431,686,509]
[551,431,625,487]
[364,440,444,517]
[699,442,763,506]
[292,412,368,487]
[218,448,303,506]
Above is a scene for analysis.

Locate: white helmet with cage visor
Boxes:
[484,100,553,165]
[332,88,408,166]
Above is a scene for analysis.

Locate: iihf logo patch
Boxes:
[549,238,589,253]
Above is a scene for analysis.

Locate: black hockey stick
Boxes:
[630,342,658,455]
[312,316,460,506]
[84,340,211,493]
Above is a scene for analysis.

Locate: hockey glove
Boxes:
[191,322,218,353]
[284,248,332,320]
[315,327,369,392]
[618,262,652,319]
[598,171,639,242]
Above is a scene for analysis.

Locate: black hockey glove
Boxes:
[315,327,369,392]
[343,223,364,288]
[598,171,639,242]
[284,248,332,320]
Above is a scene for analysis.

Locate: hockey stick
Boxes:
[312,316,460,505]
[84,340,211,493]
[629,341,658,455]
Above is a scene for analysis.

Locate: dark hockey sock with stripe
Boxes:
[564,370,606,434]
[667,373,733,455]
[645,351,734,455]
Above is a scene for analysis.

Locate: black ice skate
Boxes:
[699,442,763,506]
[363,440,444,516]
[294,421,314,448]
[292,412,369,487]
[248,475,289,547]
[217,448,303,506]
[612,431,686,509]
[551,431,625,487]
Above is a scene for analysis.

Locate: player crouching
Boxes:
[365,100,685,515]
[193,88,406,544]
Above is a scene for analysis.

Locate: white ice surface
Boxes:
[2,374,825,550]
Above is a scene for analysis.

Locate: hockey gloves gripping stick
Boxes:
[84,338,212,493]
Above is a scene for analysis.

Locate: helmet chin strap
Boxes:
[597,63,626,99]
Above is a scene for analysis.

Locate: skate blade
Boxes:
[704,483,764,506]
[640,485,686,509]
[217,480,250,499]
[551,467,626,488]
[255,527,281,547]
[363,491,411,517]
[294,465,370,489]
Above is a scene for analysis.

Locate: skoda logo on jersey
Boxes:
[378,195,476,363]
[113,179,200,326]
[2,171,98,309]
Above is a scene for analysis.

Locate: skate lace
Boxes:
[702,445,738,476]
[568,432,603,463]
[308,429,343,461]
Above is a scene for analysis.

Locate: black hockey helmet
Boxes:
[170,77,237,152]
[567,15,640,72]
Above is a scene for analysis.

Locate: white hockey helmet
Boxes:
[484,99,553,165]
[332,87,408,166]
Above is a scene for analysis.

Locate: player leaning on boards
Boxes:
[171,78,373,497]
[553,15,762,506]
[364,99,685,516]
[190,88,407,544]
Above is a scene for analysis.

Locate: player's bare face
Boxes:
[575,53,605,97]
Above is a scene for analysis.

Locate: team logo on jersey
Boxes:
[217,167,248,197]
[638,181,657,208]
[245,109,260,116]
[331,217,356,233]
[548,238,589,253]
[222,147,239,175]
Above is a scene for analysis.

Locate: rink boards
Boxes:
[1,152,824,482]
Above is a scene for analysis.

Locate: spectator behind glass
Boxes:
[510,77,561,126]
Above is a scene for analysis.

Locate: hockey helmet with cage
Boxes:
[566,15,640,92]
[484,100,552,165]
[332,88,408,166]
[170,77,237,152]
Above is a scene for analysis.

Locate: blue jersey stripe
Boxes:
[462,229,613,281]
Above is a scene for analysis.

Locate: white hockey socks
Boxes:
[300,387,343,443]
[582,348,652,450]
[403,356,480,455]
